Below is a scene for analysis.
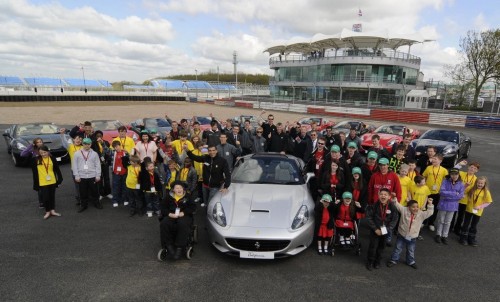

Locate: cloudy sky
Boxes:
[0,0,497,83]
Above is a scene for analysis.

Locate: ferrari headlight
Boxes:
[291,205,309,230]
[386,139,397,147]
[16,142,27,150]
[212,202,227,227]
[442,146,453,155]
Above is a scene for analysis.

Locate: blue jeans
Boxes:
[390,235,416,265]
[202,186,220,205]
[112,174,127,204]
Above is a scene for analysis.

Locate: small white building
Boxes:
[405,89,429,109]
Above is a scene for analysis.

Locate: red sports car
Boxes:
[298,117,335,132]
[190,116,213,131]
[361,124,420,154]
[91,120,138,143]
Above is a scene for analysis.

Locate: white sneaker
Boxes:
[147,211,153,218]
[200,203,206,207]
[113,203,118,208]
[107,194,113,199]
[124,202,129,206]
[339,236,345,244]
[99,196,103,201]
[429,225,435,231]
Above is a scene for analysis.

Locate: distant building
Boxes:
[264,28,431,108]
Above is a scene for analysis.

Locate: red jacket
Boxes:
[367,171,401,205]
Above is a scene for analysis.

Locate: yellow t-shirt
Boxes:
[113,137,136,154]
[410,183,431,209]
[67,144,83,162]
[192,149,205,181]
[179,168,190,182]
[126,165,141,189]
[166,170,177,190]
[398,175,412,206]
[459,171,477,205]
[465,188,493,217]
[37,157,56,186]
[422,165,448,194]
[407,170,418,182]
[171,140,193,156]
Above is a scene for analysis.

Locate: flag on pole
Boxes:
[358,9,362,17]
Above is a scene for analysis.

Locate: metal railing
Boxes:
[270,49,421,64]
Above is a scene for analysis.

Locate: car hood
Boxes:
[218,183,310,229]
[412,139,454,152]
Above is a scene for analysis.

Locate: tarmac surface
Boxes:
[1,120,499,302]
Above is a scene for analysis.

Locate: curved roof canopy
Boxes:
[264,28,432,55]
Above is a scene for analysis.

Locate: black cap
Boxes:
[449,168,460,174]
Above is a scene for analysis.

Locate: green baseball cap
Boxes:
[342,191,353,199]
[330,145,340,153]
[82,138,92,145]
[378,157,389,165]
[140,129,149,134]
[150,128,157,134]
[352,167,362,175]
[347,142,357,149]
[320,194,332,202]
[367,151,378,159]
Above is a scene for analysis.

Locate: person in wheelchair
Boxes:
[333,191,364,245]
[159,181,196,260]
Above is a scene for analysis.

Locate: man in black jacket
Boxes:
[365,188,399,271]
[186,145,231,207]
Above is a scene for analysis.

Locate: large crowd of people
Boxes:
[25,110,493,265]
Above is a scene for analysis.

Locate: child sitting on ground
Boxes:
[387,198,434,270]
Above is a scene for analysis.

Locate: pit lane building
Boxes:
[264,29,431,108]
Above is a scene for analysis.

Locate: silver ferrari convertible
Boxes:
[206,153,316,259]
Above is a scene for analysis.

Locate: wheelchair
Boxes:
[157,224,198,261]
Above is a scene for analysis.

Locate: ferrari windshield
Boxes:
[375,125,405,135]
[92,120,123,131]
[420,130,458,143]
[232,157,303,185]
[15,124,59,136]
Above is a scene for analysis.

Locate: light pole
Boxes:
[81,66,87,93]
[217,66,220,99]
[195,69,198,99]
[367,83,371,107]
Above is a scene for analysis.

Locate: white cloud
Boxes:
[0,0,490,84]
[473,13,489,31]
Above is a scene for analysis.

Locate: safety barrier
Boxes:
[465,116,500,130]
[230,100,499,130]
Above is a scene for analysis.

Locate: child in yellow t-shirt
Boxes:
[422,154,448,231]
[398,164,412,206]
[452,161,479,235]
[459,176,493,247]
[126,155,144,216]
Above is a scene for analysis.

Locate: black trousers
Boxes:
[367,230,386,264]
[79,178,98,207]
[40,184,56,212]
[460,212,481,241]
[160,216,193,248]
[451,203,467,233]
[98,164,112,196]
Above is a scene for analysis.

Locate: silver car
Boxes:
[207,153,316,259]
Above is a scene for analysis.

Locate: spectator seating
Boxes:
[0,76,24,86]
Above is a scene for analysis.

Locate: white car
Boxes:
[206,153,316,259]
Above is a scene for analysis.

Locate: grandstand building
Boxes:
[265,28,430,107]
